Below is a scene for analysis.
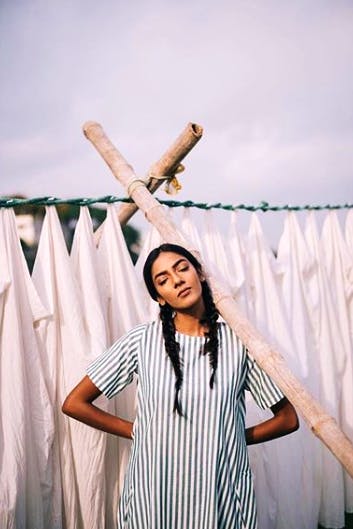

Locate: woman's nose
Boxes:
[172,273,184,287]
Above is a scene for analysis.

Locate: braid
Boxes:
[200,281,219,388]
[159,303,184,415]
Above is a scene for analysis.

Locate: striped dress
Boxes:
[87,320,284,529]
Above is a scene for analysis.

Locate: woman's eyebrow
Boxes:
[153,258,188,280]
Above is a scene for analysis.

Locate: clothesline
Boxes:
[1,196,353,212]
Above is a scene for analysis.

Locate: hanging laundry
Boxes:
[0,208,55,529]
[246,212,319,529]
[1,201,352,529]
[71,206,108,355]
[226,211,251,315]
[321,211,353,514]
[202,209,235,292]
[345,209,353,251]
[180,206,204,254]
[97,203,147,493]
[304,211,346,528]
[70,205,121,527]
[134,216,164,321]
[32,206,109,529]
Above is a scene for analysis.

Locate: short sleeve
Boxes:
[87,323,145,399]
[244,349,284,409]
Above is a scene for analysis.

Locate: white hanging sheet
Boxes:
[276,211,328,528]
[0,208,55,529]
[226,211,251,315]
[304,211,347,528]
[180,207,204,254]
[97,204,148,495]
[134,211,166,321]
[97,204,147,340]
[345,210,353,250]
[345,209,353,378]
[277,212,319,387]
[247,214,305,374]
[32,206,110,529]
[71,207,108,356]
[321,211,353,513]
[70,205,120,528]
[201,209,235,292]
[245,212,319,529]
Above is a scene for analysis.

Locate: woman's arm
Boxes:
[245,397,299,445]
[62,375,133,440]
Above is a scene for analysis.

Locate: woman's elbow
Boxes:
[272,398,300,435]
[62,375,100,418]
[61,396,71,416]
[62,394,78,417]
[288,410,300,433]
[285,404,300,434]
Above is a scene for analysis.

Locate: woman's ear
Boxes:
[157,296,166,306]
[198,271,206,282]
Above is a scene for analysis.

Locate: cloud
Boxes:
[0,0,352,231]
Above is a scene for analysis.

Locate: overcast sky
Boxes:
[1,0,352,241]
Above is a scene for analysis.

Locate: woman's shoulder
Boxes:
[217,320,235,336]
[125,319,160,338]
[217,320,245,349]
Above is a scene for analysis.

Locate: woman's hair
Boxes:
[143,244,219,415]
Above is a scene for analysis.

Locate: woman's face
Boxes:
[151,251,204,313]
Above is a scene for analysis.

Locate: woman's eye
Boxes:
[158,278,167,286]
[178,266,188,272]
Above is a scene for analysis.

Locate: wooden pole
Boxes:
[93,123,203,245]
[83,121,353,478]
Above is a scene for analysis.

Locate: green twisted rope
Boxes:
[0,195,131,207]
[0,196,352,212]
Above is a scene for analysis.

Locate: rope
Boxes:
[0,196,131,207]
[0,196,352,212]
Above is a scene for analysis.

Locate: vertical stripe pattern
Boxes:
[87,321,284,529]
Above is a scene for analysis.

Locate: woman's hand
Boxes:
[62,375,134,440]
[245,397,299,445]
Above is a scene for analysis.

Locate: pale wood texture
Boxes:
[92,123,203,245]
[83,121,353,478]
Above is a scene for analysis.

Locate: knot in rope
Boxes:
[148,163,184,195]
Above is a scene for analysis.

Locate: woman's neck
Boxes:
[173,312,208,337]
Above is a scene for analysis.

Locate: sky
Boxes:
[1,0,352,243]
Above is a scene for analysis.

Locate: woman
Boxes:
[62,243,299,529]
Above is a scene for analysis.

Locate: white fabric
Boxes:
[97,204,147,495]
[1,204,353,528]
[70,206,119,528]
[97,204,147,338]
[275,212,325,528]
[32,206,110,529]
[237,213,319,529]
[71,207,108,357]
[202,209,235,291]
[277,213,319,386]
[226,212,251,314]
[321,212,353,514]
[0,208,55,529]
[180,207,203,254]
[345,209,353,251]
[134,222,164,320]
[304,212,347,528]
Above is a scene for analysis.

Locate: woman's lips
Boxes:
[178,287,191,297]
